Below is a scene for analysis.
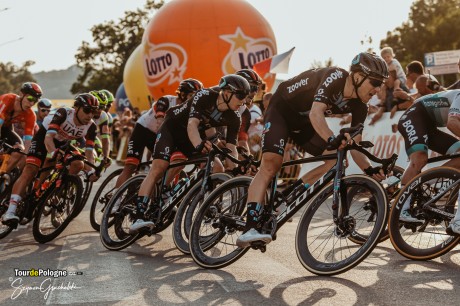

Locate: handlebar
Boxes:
[53,143,105,177]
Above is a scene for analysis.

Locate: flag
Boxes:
[253,47,295,77]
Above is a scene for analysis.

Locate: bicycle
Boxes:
[388,166,460,260]
[0,141,27,239]
[189,124,397,276]
[32,144,104,243]
[89,160,151,232]
[100,137,246,251]
[172,145,259,255]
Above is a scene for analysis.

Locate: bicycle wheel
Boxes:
[172,173,232,254]
[347,165,404,244]
[89,168,123,231]
[296,174,388,276]
[99,174,145,251]
[388,167,460,260]
[32,175,83,243]
[189,176,253,269]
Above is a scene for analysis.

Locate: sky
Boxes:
[0,0,416,80]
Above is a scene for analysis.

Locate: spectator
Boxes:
[405,61,425,93]
[380,46,408,92]
[448,57,460,90]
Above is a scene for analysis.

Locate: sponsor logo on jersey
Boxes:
[143,42,187,86]
[322,69,344,88]
[220,27,275,76]
[287,78,309,94]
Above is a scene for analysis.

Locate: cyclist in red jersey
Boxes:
[1,93,100,225]
[0,82,42,174]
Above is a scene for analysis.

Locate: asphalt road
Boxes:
[1,165,460,305]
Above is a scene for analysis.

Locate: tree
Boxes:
[380,0,460,84]
[309,57,334,69]
[71,0,164,95]
[0,61,36,93]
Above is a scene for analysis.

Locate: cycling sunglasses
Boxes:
[40,108,51,113]
[234,91,249,100]
[250,85,259,93]
[368,78,384,88]
[26,96,39,103]
[82,106,99,114]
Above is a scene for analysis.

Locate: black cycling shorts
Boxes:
[398,103,460,156]
[261,94,327,157]
[126,123,156,165]
[26,127,67,167]
[153,119,195,161]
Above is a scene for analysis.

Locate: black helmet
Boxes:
[20,82,43,99]
[74,93,99,109]
[350,52,389,80]
[178,78,203,94]
[218,74,250,95]
[38,98,52,108]
[236,69,262,85]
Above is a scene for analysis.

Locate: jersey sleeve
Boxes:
[238,108,251,141]
[449,91,460,117]
[0,94,14,125]
[189,90,207,121]
[154,97,170,117]
[46,108,68,134]
[313,68,347,105]
[84,122,98,147]
[226,112,242,145]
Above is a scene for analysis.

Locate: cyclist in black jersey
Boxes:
[129,74,250,233]
[236,52,390,247]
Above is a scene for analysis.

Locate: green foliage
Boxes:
[71,0,164,95]
[0,61,36,93]
[380,0,460,84]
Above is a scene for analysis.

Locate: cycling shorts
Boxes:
[26,127,67,167]
[126,123,156,165]
[152,119,195,162]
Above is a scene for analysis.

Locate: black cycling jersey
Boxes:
[262,67,368,156]
[153,88,241,161]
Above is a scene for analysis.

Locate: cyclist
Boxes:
[397,89,460,223]
[235,69,262,153]
[128,74,249,233]
[236,52,389,247]
[0,82,42,175]
[111,78,203,206]
[98,89,115,129]
[1,93,100,225]
[36,98,53,129]
[89,90,112,164]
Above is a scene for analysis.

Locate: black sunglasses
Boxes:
[368,78,384,88]
[234,91,248,100]
[40,108,51,113]
[82,106,98,114]
[250,85,259,93]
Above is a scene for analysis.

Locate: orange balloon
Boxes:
[123,44,153,111]
[142,0,276,100]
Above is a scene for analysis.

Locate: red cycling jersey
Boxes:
[0,93,36,139]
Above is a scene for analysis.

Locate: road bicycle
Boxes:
[99,137,251,251]
[388,165,460,260]
[189,124,397,276]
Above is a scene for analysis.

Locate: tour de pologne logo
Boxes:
[220,27,276,76]
[143,42,188,87]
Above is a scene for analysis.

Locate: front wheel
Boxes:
[89,168,123,231]
[32,175,83,244]
[99,174,145,251]
[295,175,388,276]
[189,176,252,269]
[388,167,460,260]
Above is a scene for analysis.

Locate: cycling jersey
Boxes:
[27,107,97,167]
[398,90,460,155]
[137,104,167,133]
[153,88,241,161]
[0,93,36,141]
[262,67,368,156]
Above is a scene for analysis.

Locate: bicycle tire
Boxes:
[89,168,123,231]
[295,174,388,276]
[32,175,83,243]
[189,176,252,269]
[99,174,145,251]
[172,173,232,254]
[388,166,460,260]
[347,165,404,245]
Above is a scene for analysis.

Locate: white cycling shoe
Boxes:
[236,228,272,248]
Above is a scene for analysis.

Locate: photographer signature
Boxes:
[10,277,81,300]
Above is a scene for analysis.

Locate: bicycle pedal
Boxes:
[250,241,267,252]
[2,219,19,229]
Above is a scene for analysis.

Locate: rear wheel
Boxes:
[388,167,460,260]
